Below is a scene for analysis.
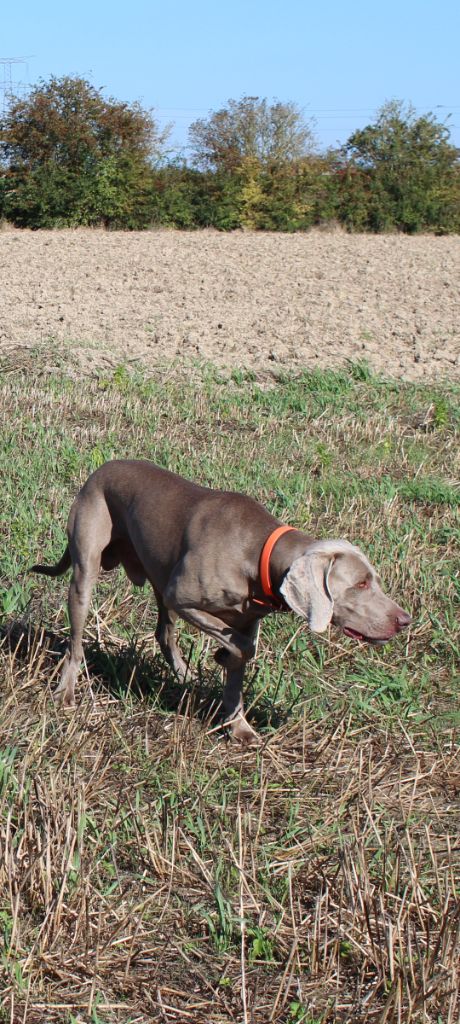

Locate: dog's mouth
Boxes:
[342,626,393,645]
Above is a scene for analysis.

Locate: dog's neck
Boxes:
[264,528,313,599]
[251,528,311,606]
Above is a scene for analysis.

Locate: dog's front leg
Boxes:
[153,588,188,681]
[175,607,260,744]
[219,658,260,746]
[217,620,261,745]
[173,606,256,663]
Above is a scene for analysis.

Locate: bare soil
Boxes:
[1,226,459,378]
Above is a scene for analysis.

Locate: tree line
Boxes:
[1,76,459,232]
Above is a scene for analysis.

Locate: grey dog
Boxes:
[31,460,411,743]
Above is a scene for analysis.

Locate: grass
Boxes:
[0,357,459,1022]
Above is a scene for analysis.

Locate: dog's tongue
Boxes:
[343,626,365,640]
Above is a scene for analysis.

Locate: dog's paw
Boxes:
[227,714,260,747]
[53,685,75,708]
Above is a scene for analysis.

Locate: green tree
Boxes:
[0,75,168,227]
[342,100,460,232]
[188,95,315,172]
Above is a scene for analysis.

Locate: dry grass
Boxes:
[0,361,459,1023]
[1,623,459,1023]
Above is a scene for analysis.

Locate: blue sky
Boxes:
[2,0,459,156]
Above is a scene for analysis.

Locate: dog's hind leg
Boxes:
[54,555,101,706]
[55,497,112,706]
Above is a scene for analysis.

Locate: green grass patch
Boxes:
[0,360,458,725]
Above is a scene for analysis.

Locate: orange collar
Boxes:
[253,524,295,608]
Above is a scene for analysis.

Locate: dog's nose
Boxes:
[395,610,412,632]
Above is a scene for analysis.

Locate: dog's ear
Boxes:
[279,552,335,632]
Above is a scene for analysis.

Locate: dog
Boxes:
[31,460,411,743]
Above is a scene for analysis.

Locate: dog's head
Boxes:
[279,539,411,643]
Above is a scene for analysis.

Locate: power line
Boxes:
[0,56,32,112]
[154,104,460,116]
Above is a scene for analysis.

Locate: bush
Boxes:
[1,84,459,233]
[0,75,166,229]
[339,101,460,233]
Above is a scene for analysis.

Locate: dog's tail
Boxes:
[29,546,71,577]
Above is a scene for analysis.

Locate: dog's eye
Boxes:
[355,580,369,590]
